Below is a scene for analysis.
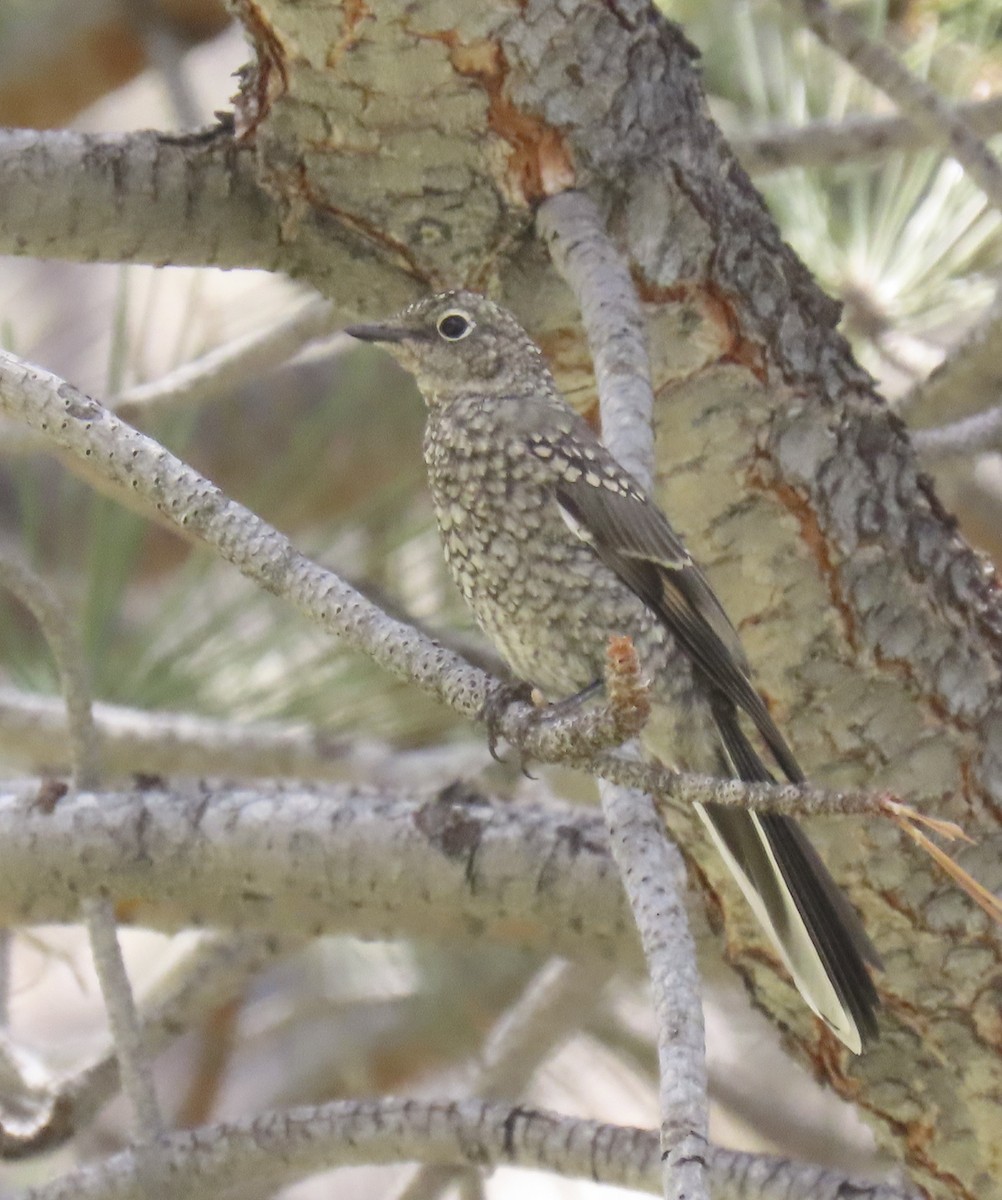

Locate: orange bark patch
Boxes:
[395,19,576,201]
[535,326,594,376]
[449,39,500,76]
[326,0,369,69]
[232,0,290,137]
[633,271,768,381]
[752,471,861,653]
[113,898,143,923]
[701,282,768,380]
[443,34,575,203]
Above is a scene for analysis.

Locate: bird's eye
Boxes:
[437,311,474,341]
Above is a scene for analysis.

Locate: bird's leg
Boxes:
[544,679,604,716]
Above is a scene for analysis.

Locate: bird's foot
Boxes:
[480,678,605,775]
[481,679,538,762]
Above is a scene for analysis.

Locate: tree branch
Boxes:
[0,128,406,297]
[0,128,280,269]
[392,958,611,1200]
[2,932,286,1159]
[0,782,636,959]
[732,94,1002,175]
[599,783,709,1200]
[17,1096,916,1200]
[0,686,489,784]
[0,558,163,1142]
[78,899,165,1143]
[113,296,342,422]
[901,287,1002,423]
[787,0,1002,210]
[912,404,1002,459]
[537,190,657,491]
[0,559,99,788]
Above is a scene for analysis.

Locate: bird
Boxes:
[346,289,881,1052]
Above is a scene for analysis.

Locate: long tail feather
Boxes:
[701,696,880,1051]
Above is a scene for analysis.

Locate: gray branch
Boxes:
[1,932,285,1159]
[0,128,401,294]
[0,128,281,269]
[17,1095,916,1200]
[537,191,657,491]
[912,404,1002,459]
[540,189,708,1200]
[789,0,1002,210]
[733,94,1002,175]
[393,958,611,1200]
[0,685,488,783]
[0,782,636,959]
[0,559,163,1141]
[0,559,99,788]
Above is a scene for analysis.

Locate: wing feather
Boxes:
[554,474,802,782]
[550,449,881,1048]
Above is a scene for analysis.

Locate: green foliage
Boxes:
[664,0,1002,388]
[0,297,468,748]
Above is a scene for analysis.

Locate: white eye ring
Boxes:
[437,310,475,341]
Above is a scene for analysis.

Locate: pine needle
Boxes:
[882,797,1002,924]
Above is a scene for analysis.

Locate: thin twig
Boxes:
[79,899,165,1142]
[392,958,611,1200]
[0,299,345,456]
[0,557,164,1143]
[476,959,610,1097]
[788,0,1002,211]
[599,784,709,1200]
[900,287,1002,417]
[114,296,342,420]
[0,932,286,1159]
[911,404,1002,459]
[0,559,100,788]
[17,1095,918,1200]
[594,755,880,818]
[0,685,488,783]
[733,94,1002,175]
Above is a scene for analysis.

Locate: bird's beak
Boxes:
[343,321,412,344]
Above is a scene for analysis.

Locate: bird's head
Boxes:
[345,290,554,406]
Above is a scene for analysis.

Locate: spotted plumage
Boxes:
[346,290,880,1052]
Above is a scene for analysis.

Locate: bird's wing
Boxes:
[549,449,881,1049]
[551,459,803,783]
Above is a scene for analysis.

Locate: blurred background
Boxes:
[1,0,1000,1193]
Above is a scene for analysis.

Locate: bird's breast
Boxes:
[422,424,653,695]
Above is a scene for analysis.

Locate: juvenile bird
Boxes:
[346,290,880,1051]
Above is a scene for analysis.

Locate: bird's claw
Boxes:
[481,679,537,765]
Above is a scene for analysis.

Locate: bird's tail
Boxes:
[698,697,881,1052]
